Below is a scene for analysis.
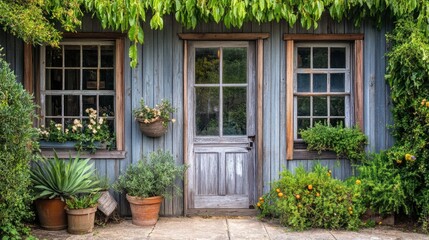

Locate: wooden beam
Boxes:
[183,40,189,216]
[286,40,294,160]
[256,39,263,198]
[40,150,126,159]
[354,40,364,131]
[178,33,270,41]
[115,38,125,151]
[62,32,126,39]
[283,34,364,41]
[23,44,33,94]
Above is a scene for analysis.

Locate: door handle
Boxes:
[247,135,256,150]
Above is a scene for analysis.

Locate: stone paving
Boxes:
[32,216,429,240]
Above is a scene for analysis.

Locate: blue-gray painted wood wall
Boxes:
[0,13,393,216]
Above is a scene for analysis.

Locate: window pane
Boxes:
[223,48,247,84]
[64,95,80,116]
[330,47,346,68]
[331,73,345,92]
[314,118,328,125]
[45,118,61,125]
[330,96,345,116]
[196,87,219,136]
[297,118,310,138]
[83,69,98,90]
[100,96,115,117]
[195,48,219,84]
[65,69,80,90]
[297,74,310,92]
[83,96,97,115]
[297,47,311,68]
[297,96,310,116]
[330,118,345,127]
[101,46,114,67]
[313,74,327,92]
[45,69,62,90]
[64,45,80,67]
[83,46,98,67]
[223,87,246,135]
[313,48,328,68]
[313,96,327,116]
[45,95,62,116]
[46,47,62,67]
[100,69,114,90]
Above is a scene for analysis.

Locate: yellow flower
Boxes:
[257,202,261,207]
[276,188,280,193]
[278,192,284,197]
[355,179,361,185]
[405,154,416,161]
[426,102,429,107]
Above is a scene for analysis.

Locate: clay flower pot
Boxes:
[137,119,167,137]
[126,195,163,226]
[34,198,67,230]
[65,206,97,234]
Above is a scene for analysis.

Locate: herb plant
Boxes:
[66,193,101,210]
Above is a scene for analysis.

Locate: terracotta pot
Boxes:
[34,198,67,230]
[137,119,167,137]
[66,206,97,234]
[126,195,163,226]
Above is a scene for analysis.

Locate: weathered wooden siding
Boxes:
[0,13,393,216]
[0,30,24,82]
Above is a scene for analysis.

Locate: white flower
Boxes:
[98,118,104,125]
[65,129,69,134]
[97,126,101,130]
[72,126,77,131]
[92,129,97,134]
[171,118,176,123]
[88,124,93,130]
[73,119,80,125]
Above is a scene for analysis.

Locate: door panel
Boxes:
[187,41,256,210]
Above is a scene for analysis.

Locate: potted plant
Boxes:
[30,153,100,230]
[133,99,176,137]
[65,193,100,234]
[113,150,186,226]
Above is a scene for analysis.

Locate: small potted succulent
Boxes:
[65,193,101,234]
[113,150,186,226]
[30,154,100,230]
[133,99,176,137]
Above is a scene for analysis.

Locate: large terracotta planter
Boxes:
[137,119,167,137]
[126,195,163,226]
[34,198,67,230]
[65,206,97,234]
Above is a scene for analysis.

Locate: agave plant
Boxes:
[31,153,101,200]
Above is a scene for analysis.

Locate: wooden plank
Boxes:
[183,39,189,215]
[115,38,125,151]
[178,33,270,40]
[283,34,364,41]
[194,195,249,208]
[286,40,294,160]
[293,150,338,160]
[23,44,33,94]
[256,39,263,198]
[354,40,364,130]
[40,150,126,159]
[186,208,257,216]
[62,32,125,39]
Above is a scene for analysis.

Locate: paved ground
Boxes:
[32,216,429,240]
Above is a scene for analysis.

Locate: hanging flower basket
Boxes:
[137,119,167,138]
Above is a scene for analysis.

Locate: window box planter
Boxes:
[39,140,108,150]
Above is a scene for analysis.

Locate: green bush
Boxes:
[0,55,37,238]
[257,164,364,231]
[300,123,368,163]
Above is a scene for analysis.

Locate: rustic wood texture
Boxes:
[256,39,264,200]
[283,34,364,40]
[23,44,33,93]
[178,33,270,40]
[355,39,364,130]
[186,209,257,216]
[286,40,294,160]
[115,38,125,151]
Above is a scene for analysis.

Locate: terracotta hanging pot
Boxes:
[65,206,97,234]
[126,195,163,226]
[137,119,167,137]
[34,198,67,230]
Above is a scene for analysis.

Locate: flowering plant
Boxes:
[38,108,114,153]
[133,99,176,127]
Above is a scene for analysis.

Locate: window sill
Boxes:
[293,149,339,160]
[40,149,127,159]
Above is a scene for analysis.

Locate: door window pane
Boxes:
[196,87,220,136]
[195,48,219,84]
[223,48,247,84]
[223,87,246,135]
[313,74,327,92]
[313,48,328,68]
[330,48,346,68]
[297,48,311,68]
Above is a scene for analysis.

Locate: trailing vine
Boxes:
[1,0,429,66]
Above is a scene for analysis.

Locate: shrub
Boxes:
[300,124,367,164]
[0,55,37,238]
[257,164,364,231]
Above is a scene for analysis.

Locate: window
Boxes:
[39,38,125,155]
[284,34,364,160]
[294,43,351,139]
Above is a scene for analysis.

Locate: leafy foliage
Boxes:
[257,164,364,231]
[113,150,186,198]
[384,19,429,232]
[300,124,368,163]
[31,153,101,200]
[65,193,101,210]
[0,54,37,238]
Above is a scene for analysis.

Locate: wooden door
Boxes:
[187,41,257,209]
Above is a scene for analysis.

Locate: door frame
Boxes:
[180,33,269,215]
